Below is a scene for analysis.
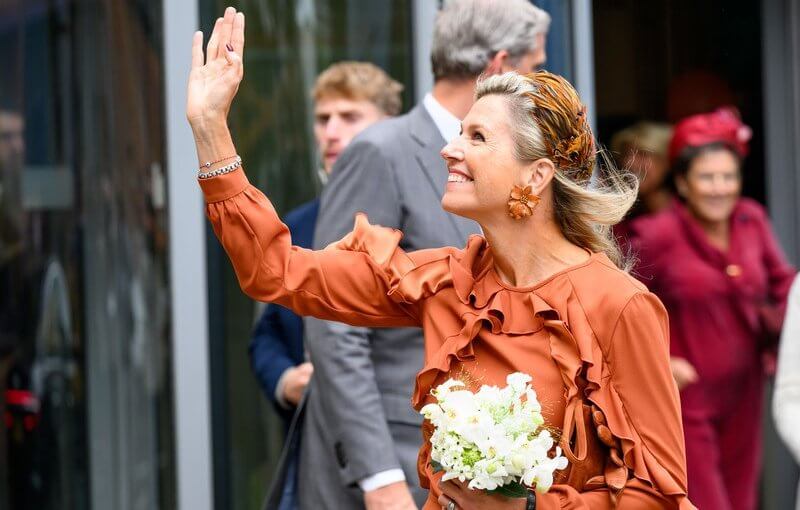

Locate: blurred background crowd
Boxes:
[1,0,800,509]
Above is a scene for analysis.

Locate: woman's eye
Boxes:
[472,132,485,142]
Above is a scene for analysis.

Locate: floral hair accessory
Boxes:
[524,72,596,182]
[552,130,594,176]
[508,185,540,220]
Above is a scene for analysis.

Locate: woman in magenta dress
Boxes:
[626,107,796,510]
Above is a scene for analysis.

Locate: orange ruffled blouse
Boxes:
[200,169,694,509]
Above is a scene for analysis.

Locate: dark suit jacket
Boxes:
[249,198,319,428]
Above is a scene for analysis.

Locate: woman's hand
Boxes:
[669,357,699,391]
[437,480,526,510]
[186,6,245,130]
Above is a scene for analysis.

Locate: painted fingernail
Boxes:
[226,43,234,52]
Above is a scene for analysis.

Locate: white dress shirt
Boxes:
[423,93,461,144]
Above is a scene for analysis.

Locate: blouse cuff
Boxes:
[198,167,250,203]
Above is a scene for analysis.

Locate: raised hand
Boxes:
[186,7,245,127]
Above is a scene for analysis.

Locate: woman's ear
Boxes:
[524,158,556,194]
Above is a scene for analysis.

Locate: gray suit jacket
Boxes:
[299,104,479,509]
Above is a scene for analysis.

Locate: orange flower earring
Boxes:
[507,185,540,219]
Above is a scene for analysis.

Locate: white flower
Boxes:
[506,372,532,394]
[420,403,443,421]
[432,378,465,399]
[420,372,569,495]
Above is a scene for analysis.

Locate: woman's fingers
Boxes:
[441,480,467,494]
[191,31,204,69]
[231,11,245,56]
[218,7,237,55]
[206,17,223,63]
[438,481,462,508]
[437,493,456,509]
[222,44,244,83]
[223,44,241,69]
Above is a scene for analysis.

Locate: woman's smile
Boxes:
[447,169,474,185]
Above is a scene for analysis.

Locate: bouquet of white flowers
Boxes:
[420,372,568,498]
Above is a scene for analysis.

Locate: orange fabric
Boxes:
[200,168,695,509]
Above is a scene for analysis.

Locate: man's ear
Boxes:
[484,50,510,76]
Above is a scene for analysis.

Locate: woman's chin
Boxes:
[441,194,480,220]
[440,197,460,215]
[691,198,738,224]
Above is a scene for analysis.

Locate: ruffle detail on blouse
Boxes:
[411,246,690,507]
[331,219,689,505]
[545,287,688,503]
[326,213,461,304]
[412,238,555,412]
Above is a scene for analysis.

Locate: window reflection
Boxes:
[0,1,174,509]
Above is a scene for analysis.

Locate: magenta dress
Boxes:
[625,198,796,510]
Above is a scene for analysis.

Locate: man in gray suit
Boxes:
[300,2,551,509]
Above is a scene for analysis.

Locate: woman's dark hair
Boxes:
[672,141,742,178]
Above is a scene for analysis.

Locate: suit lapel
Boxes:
[409,105,448,196]
[408,105,479,243]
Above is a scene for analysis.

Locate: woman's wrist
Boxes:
[189,112,228,133]
[191,118,237,169]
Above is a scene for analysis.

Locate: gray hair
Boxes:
[431,0,551,81]
[475,72,639,269]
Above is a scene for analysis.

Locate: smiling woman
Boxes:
[627,107,796,510]
[673,143,743,242]
[441,73,637,272]
[189,8,694,509]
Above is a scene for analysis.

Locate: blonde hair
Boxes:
[475,71,638,268]
[610,122,672,158]
[313,61,403,116]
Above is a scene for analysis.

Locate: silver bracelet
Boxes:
[197,156,242,179]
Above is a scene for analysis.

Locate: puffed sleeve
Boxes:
[609,293,688,489]
[200,168,427,327]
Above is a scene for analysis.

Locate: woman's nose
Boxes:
[711,174,732,194]
[440,140,464,162]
